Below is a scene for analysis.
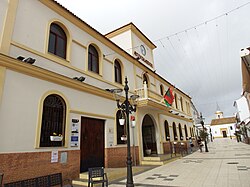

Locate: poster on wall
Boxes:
[71,119,79,147]
[51,150,58,163]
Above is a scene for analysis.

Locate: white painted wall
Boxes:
[235,96,250,121]
[0,0,8,47]
[107,30,132,55]
[0,70,116,153]
[211,123,235,138]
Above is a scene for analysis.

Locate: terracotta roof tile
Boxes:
[210,117,236,126]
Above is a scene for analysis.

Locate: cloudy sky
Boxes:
[56,0,250,123]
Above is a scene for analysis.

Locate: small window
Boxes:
[164,120,170,140]
[40,94,66,147]
[116,110,126,144]
[88,45,99,73]
[173,122,178,140]
[114,60,122,84]
[48,23,67,59]
[160,85,164,96]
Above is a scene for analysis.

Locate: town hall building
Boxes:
[0,0,195,183]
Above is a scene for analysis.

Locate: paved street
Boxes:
[109,138,250,187]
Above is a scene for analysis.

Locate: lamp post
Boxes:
[108,77,138,187]
[200,113,209,152]
[210,128,213,142]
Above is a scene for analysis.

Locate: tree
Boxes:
[199,129,209,141]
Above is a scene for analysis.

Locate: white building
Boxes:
[240,47,250,113]
[234,96,250,123]
[210,109,236,138]
[0,0,195,184]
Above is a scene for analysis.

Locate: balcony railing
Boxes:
[134,82,192,119]
[134,82,162,102]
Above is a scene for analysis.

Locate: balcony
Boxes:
[135,83,192,120]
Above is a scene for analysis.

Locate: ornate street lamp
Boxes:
[200,113,209,152]
[108,77,139,187]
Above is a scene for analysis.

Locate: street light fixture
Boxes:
[200,113,209,152]
[108,77,139,187]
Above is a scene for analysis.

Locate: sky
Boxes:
[56,0,250,123]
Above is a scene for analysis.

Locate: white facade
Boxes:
[211,123,235,138]
[0,0,195,183]
[234,96,250,122]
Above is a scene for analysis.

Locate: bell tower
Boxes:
[215,103,223,119]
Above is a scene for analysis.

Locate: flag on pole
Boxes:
[164,87,174,107]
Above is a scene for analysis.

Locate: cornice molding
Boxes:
[0,54,114,100]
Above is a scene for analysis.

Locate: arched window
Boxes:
[174,94,178,109]
[160,84,164,96]
[164,120,170,140]
[114,59,122,84]
[178,123,183,140]
[88,44,99,73]
[180,97,184,111]
[48,23,67,59]
[116,110,126,144]
[40,94,66,147]
[173,122,178,140]
[143,73,149,87]
[184,125,188,139]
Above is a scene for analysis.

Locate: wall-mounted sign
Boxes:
[51,150,58,163]
[134,51,153,68]
[71,119,79,147]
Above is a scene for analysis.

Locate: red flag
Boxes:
[164,87,174,106]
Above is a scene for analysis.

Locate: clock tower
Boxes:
[105,22,156,71]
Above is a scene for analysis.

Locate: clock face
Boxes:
[140,45,146,56]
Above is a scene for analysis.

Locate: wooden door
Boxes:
[80,117,104,172]
[222,131,227,138]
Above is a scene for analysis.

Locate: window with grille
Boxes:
[48,23,67,59]
[40,94,66,147]
[114,60,122,84]
[88,45,99,73]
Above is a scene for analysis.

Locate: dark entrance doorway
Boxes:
[222,130,227,138]
[80,117,105,172]
[142,114,157,156]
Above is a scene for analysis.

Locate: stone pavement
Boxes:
[109,138,250,187]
